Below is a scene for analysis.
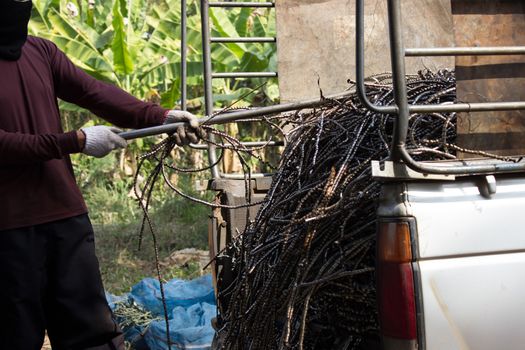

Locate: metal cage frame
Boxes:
[356,0,525,176]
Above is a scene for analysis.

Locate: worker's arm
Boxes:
[0,128,80,164]
[0,40,202,165]
[46,39,201,145]
[0,126,129,164]
[47,40,166,129]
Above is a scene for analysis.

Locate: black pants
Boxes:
[0,214,124,350]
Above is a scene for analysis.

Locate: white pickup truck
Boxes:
[358,0,525,349]
[374,169,525,350]
[204,1,525,349]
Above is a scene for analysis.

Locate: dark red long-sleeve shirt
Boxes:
[0,36,167,230]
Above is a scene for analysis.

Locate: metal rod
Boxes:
[220,173,273,179]
[409,102,525,113]
[200,0,220,179]
[209,2,274,8]
[383,0,525,176]
[201,0,213,113]
[212,72,278,79]
[356,0,397,115]
[181,0,188,111]
[405,46,525,57]
[190,141,284,150]
[118,90,354,140]
[387,0,410,162]
[355,0,525,116]
[211,37,276,43]
[398,146,525,175]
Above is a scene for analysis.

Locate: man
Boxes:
[0,1,201,349]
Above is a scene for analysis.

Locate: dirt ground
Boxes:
[39,249,210,350]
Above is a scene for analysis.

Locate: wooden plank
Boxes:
[454,0,525,157]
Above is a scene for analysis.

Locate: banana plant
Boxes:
[30,0,189,107]
[28,0,279,216]
[29,0,278,112]
[208,5,279,106]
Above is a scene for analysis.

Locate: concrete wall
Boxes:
[276,0,454,102]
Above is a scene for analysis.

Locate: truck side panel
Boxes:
[408,177,525,258]
[418,254,525,350]
[406,176,525,349]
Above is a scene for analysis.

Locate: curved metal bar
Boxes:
[355,0,397,115]
[385,0,525,176]
[119,90,355,140]
[386,0,410,162]
[181,0,188,111]
[201,0,220,178]
[397,146,525,175]
[406,46,525,56]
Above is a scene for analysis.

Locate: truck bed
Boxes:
[379,174,525,349]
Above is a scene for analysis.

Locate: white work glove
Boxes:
[80,126,127,158]
[164,110,205,146]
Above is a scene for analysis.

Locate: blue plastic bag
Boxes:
[107,275,216,350]
[145,302,216,350]
[130,275,215,318]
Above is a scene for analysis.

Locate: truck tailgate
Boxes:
[406,176,525,350]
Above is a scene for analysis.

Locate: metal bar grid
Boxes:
[211,37,276,43]
[119,90,354,140]
[356,0,525,176]
[209,2,275,8]
[181,0,188,110]
[212,72,278,79]
[356,4,525,116]
[405,46,525,56]
[200,0,278,178]
[201,0,221,178]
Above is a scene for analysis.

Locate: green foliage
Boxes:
[71,152,136,224]
[29,0,280,169]
[28,0,279,289]
[111,0,134,75]
[30,0,186,104]
[96,221,208,294]
[29,0,278,113]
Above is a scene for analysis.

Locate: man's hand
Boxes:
[79,126,127,158]
[164,110,204,146]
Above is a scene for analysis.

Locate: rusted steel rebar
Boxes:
[216,70,459,350]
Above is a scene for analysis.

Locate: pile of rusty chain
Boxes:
[135,70,509,349]
[216,70,458,350]
[132,109,283,350]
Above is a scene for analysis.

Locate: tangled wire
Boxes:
[132,70,512,350]
[131,100,284,349]
[215,70,459,350]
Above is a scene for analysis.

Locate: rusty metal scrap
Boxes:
[216,70,458,350]
[135,70,507,349]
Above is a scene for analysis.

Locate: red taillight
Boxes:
[377,221,417,340]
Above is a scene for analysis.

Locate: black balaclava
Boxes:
[0,0,33,61]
